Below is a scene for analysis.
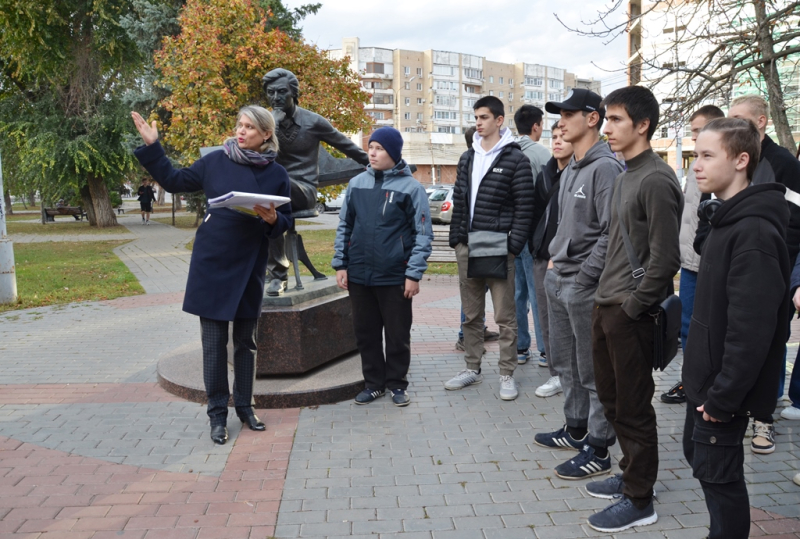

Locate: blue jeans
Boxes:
[514,245,544,353]
[679,269,697,351]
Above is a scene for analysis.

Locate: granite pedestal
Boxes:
[156,277,365,407]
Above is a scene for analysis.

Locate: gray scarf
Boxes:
[223,138,277,167]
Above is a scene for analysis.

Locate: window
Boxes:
[372,94,393,105]
[433,64,457,76]
[499,77,504,84]
[465,84,480,94]
[429,189,449,202]
[464,68,482,79]
[489,76,494,83]
[405,97,410,106]
[404,82,410,90]
[366,62,384,74]
[363,81,383,89]
[463,112,473,122]
[435,81,458,91]
[489,90,494,96]
[509,78,514,85]
[435,94,457,106]
[660,126,669,138]
[509,105,514,113]
[416,83,422,91]
[417,98,424,104]
[509,92,513,100]
[416,67,422,76]
[548,92,561,101]
[368,111,384,120]
[549,79,563,89]
[434,110,458,120]
[499,91,504,98]
[417,113,423,121]
[542,130,551,139]
[524,90,544,100]
[404,112,411,120]
[525,77,543,86]
[437,126,458,133]
[404,66,410,75]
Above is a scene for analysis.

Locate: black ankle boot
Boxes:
[236,409,265,431]
[210,425,228,445]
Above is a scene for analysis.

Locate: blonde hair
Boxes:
[236,105,279,154]
[731,95,769,120]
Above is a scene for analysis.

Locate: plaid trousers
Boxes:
[199,317,258,426]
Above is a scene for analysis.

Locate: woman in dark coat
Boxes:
[131,106,292,445]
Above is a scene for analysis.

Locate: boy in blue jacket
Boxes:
[332,127,433,406]
[682,118,790,538]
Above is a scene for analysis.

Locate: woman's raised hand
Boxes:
[131,111,159,145]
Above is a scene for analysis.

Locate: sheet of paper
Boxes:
[208,191,291,216]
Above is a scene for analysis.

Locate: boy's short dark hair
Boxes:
[552,120,560,132]
[701,117,761,181]
[689,105,724,122]
[464,126,476,148]
[601,86,660,140]
[474,96,504,119]
[514,105,544,136]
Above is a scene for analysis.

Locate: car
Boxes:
[429,186,454,224]
[316,191,347,214]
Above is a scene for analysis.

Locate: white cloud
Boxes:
[288,0,631,92]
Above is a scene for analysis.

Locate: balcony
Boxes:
[365,103,394,110]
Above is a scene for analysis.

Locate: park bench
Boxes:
[43,206,86,222]
[427,230,456,263]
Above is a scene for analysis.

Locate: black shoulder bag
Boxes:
[614,187,681,371]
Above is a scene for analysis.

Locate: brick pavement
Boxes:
[2,216,800,537]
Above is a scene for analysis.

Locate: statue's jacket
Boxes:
[332,161,433,286]
[134,141,292,321]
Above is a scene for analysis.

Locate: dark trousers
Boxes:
[349,282,413,391]
[592,304,658,509]
[683,403,750,539]
[267,179,317,281]
[199,317,258,426]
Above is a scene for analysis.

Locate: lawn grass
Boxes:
[7,221,129,235]
[0,241,145,313]
[184,227,459,276]
[4,212,41,222]
[151,215,200,229]
[10,203,40,212]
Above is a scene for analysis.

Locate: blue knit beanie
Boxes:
[368,127,403,165]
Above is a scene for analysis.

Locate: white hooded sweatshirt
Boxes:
[469,127,515,228]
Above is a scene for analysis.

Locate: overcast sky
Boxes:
[288,0,631,93]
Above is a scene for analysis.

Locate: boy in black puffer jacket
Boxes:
[683,118,790,539]
[445,96,534,401]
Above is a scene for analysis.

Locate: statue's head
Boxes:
[262,68,300,115]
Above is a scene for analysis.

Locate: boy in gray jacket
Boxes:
[533,89,622,480]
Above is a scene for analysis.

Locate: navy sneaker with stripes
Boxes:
[354,388,385,404]
[554,444,611,480]
[534,425,586,451]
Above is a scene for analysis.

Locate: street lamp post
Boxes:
[0,149,18,304]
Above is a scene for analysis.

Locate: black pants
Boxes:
[349,282,413,391]
[592,304,658,509]
[683,402,750,539]
[199,317,258,426]
[267,179,317,281]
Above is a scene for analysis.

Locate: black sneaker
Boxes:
[554,445,611,480]
[455,336,465,351]
[483,328,500,342]
[534,425,586,451]
[660,381,686,404]
[588,498,657,532]
[390,389,410,407]
[586,473,624,499]
[354,388,385,404]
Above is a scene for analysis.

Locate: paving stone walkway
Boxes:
[1,216,800,538]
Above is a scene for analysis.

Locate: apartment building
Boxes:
[329,37,598,185]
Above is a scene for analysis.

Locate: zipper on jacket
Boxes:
[383,191,389,216]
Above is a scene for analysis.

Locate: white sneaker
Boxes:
[535,376,562,398]
[445,369,482,390]
[781,406,800,420]
[499,375,518,400]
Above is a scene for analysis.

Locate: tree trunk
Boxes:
[27,190,35,207]
[86,174,118,228]
[3,189,12,216]
[753,0,798,154]
[80,184,97,226]
[156,182,166,206]
[175,193,182,210]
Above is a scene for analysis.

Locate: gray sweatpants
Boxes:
[533,258,557,377]
[544,270,615,448]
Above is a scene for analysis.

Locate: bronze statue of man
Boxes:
[262,68,369,296]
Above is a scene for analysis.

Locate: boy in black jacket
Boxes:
[682,118,790,539]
